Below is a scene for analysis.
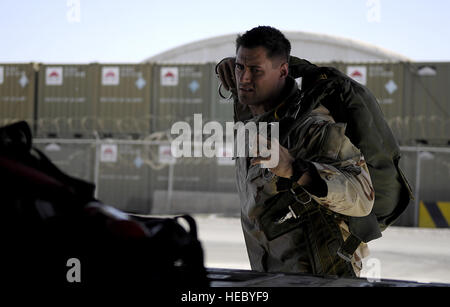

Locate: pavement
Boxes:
[193,214,450,284]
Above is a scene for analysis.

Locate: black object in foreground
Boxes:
[0,121,208,289]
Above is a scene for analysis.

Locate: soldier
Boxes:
[216,26,375,277]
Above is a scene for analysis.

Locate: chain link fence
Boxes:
[33,137,450,226]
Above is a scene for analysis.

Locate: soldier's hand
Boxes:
[250,136,294,179]
[216,57,236,91]
[250,136,313,186]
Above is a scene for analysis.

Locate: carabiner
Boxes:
[218,82,233,100]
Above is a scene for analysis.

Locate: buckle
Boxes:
[290,187,311,205]
[288,205,298,219]
[218,83,233,100]
[337,247,354,263]
[275,206,298,225]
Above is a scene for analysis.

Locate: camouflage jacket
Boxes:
[234,77,373,275]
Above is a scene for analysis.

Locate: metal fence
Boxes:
[33,137,450,227]
[33,136,240,216]
[395,146,450,228]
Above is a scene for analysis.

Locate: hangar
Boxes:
[143,30,409,63]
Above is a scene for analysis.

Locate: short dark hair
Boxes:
[236,26,291,63]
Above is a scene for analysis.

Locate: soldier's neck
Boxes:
[249,81,288,116]
[248,105,266,116]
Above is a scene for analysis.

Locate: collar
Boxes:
[251,76,299,124]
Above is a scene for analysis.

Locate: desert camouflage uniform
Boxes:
[234,77,374,277]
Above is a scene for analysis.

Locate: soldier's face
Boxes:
[235,46,288,109]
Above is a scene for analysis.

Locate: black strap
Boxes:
[276,177,292,192]
[273,187,312,220]
[337,234,362,263]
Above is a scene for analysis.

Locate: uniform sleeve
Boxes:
[299,121,375,217]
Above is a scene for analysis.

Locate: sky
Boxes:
[1,0,449,63]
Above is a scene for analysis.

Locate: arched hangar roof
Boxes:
[143,31,409,63]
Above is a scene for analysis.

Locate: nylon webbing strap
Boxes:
[337,234,361,263]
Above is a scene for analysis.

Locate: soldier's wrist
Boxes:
[290,159,310,182]
[276,159,311,191]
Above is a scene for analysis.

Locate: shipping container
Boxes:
[340,62,406,143]
[0,63,37,131]
[36,64,96,138]
[149,63,217,214]
[151,64,212,133]
[94,64,152,138]
[96,142,153,214]
[403,62,450,145]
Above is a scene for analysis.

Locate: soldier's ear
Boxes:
[280,62,289,79]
